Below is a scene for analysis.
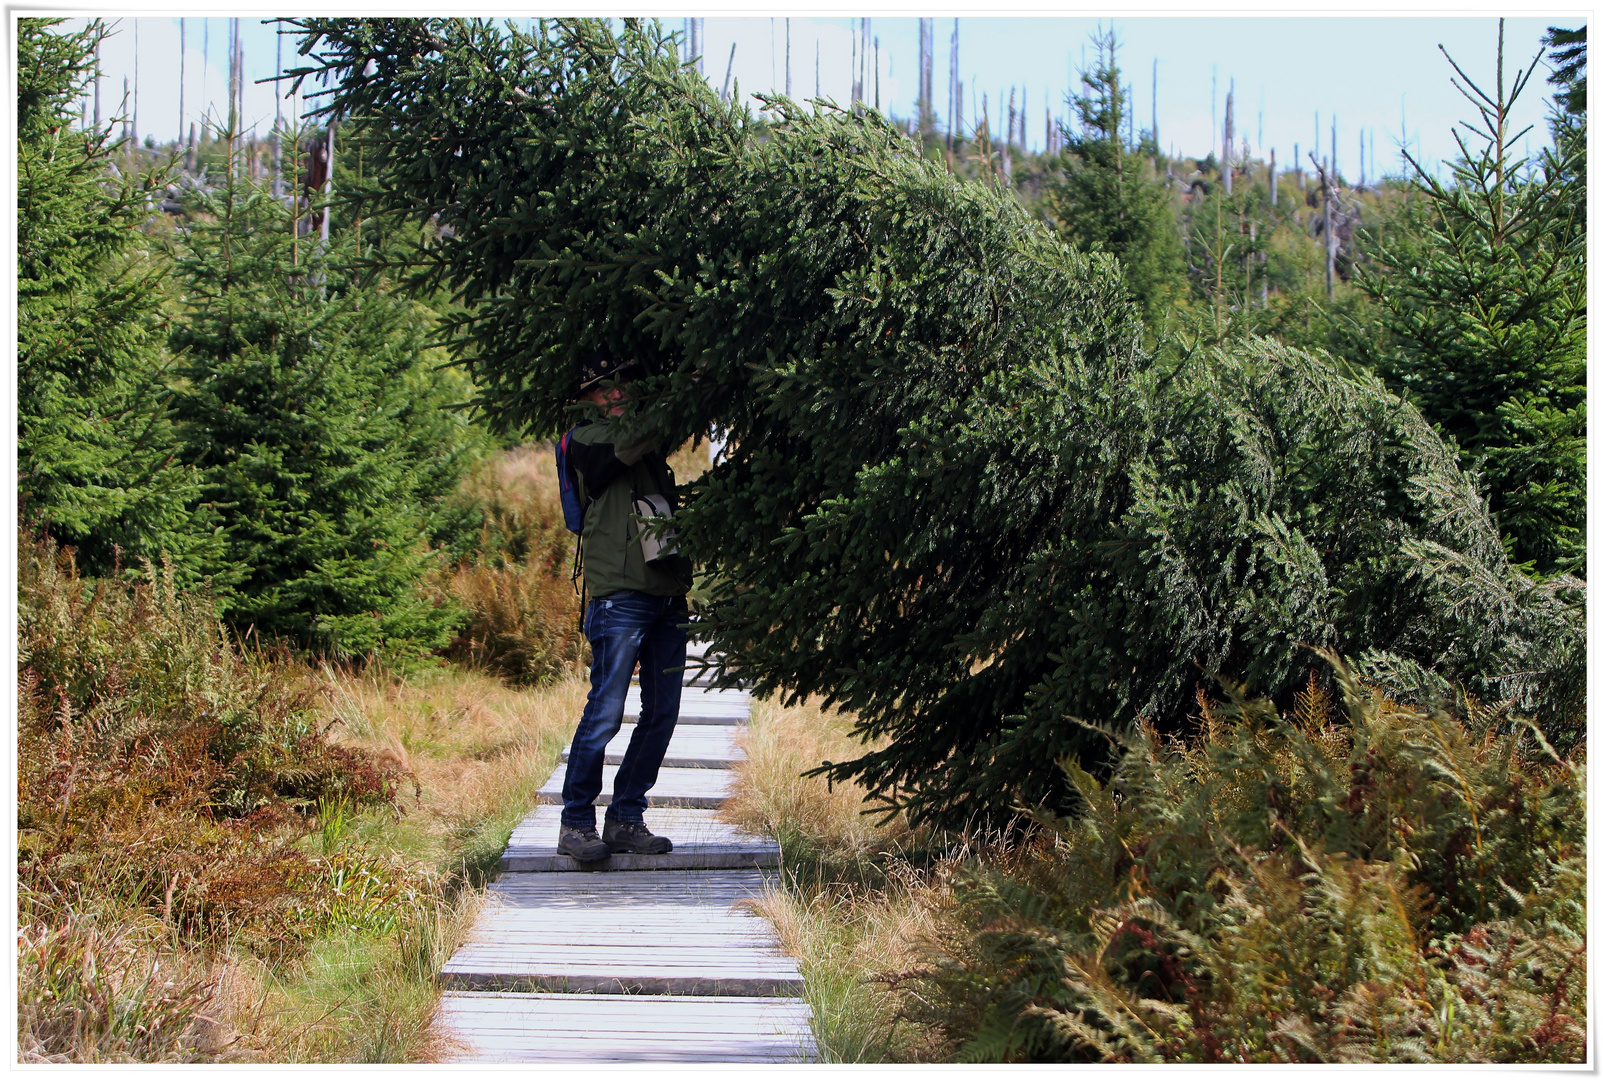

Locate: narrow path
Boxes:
[433,648,815,1063]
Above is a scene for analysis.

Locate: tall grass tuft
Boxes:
[900,655,1586,1063]
[726,695,946,1062]
[428,444,586,685]
[17,909,222,1062]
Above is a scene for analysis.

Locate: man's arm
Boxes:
[568,425,661,495]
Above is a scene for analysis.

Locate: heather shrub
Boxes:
[902,655,1585,1063]
[17,529,414,949]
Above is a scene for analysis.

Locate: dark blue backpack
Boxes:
[556,427,585,534]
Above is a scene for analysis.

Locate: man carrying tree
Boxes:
[555,346,694,862]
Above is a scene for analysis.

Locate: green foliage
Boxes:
[17,529,414,947]
[1044,30,1185,325]
[166,157,475,659]
[287,18,1582,830]
[1544,25,1586,117]
[904,658,1585,1063]
[17,19,214,575]
[1357,30,1586,577]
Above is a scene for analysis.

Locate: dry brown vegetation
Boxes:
[428,444,587,685]
[17,497,591,1061]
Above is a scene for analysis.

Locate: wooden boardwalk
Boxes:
[434,650,815,1062]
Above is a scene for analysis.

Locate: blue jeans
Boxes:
[560,590,689,829]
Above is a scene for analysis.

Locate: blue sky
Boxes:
[67,15,1571,180]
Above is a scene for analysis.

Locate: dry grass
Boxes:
[172,665,589,1063]
[17,448,600,1063]
[724,694,950,1062]
[317,662,589,879]
[429,444,587,684]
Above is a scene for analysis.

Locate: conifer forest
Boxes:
[16,16,1586,1063]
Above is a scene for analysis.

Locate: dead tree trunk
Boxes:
[1222,80,1234,195]
[1310,152,1335,300]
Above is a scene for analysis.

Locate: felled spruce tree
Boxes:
[167,142,473,658]
[17,19,215,576]
[294,18,1583,827]
[1358,28,1586,578]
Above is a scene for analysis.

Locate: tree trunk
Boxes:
[322,118,335,246]
[1222,82,1233,195]
[272,30,282,198]
[1151,57,1158,149]
[1331,115,1338,184]
[1323,157,1335,300]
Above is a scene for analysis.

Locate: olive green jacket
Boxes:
[567,419,693,598]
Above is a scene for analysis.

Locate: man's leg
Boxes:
[559,594,647,854]
[605,594,687,845]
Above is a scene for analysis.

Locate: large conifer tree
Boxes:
[1358,26,1585,577]
[17,19,215,575]
[290,18,1582,825]
[167,141,474,657]
[1044,30,1185,326]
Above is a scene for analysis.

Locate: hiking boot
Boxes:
[603,818,673,854]
[557,824,611,862]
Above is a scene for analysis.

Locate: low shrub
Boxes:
[901,656,1585,1063]
[428,445,585,685]
[17,528,412,950]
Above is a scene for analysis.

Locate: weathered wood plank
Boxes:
[439,971,803,996]
[560,724,744,768]
[499,847,777,873]
[625,685,752,725]
[535,764,733,809]
[501,806,777,872]
[487,869,773,903]
[441,1046,807,1063]
[505,806,758,846]
[442,948,798,967]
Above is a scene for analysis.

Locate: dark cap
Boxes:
[576,345,640,394]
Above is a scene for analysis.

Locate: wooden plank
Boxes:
[436,995,811,1031]
[488,869,773,900]
[625,686,752,725]
[560,724,744,768]
[439,990,809,1006]
[445,952,794,969]
[439,971,803,996]
[499,847,777,873]
[535,764,733,809]
[441,1047,809,1063]
[505,806,763,849]
[445,867,800,998]
[450,1032,808,1051]
[501,807,776,872]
